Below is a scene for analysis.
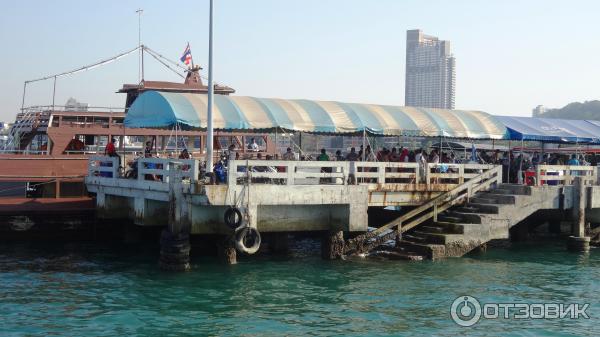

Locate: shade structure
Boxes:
[124,91,508,139]
[496,116,600,143]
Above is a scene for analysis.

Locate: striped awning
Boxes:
[124,91,508,139]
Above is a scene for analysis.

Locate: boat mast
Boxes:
[136,8,144,82]
[206,0,215,173]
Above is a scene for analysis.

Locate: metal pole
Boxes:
[21,82,27,111]
[362,129,366,161]
[141,46,145,82]
[136,9,143,82]
[52,76,57,111]
[206,0,215,173]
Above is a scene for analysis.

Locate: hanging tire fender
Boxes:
[234,227,261,255]
[224,207,243,230]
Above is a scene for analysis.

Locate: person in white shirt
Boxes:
[248,138,259,152]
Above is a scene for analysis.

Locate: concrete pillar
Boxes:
[321,230,345,260]
[218,236,237,264]
[568,177,590,252]
[159,167,192,271]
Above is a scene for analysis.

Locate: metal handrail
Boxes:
[345,165,503,254]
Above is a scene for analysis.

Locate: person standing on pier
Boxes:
[104,138,121,169]
[282,147,295,160]
[346,147,359,161]
[317,148,329,161]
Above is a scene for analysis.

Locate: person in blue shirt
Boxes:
[567,154,580,166]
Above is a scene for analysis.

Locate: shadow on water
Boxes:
[0,238,598,336]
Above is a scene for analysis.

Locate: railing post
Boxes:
[426,164,431,189]
[286,161,295,186]
[191,159,200,183]
[378,163,386,184]
[111,156,118,178]
[459,165,465,184]
[414,163,419,185]
[433,204,438,222]
[138,158,145,181]
[227,160,237,186]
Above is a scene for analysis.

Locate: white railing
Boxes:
[137,158,199,183]
[87,156,502,189]
[534,165,597,186]
[227,160,349,186]
[87,156,199,183]
[227,160,500,188]
[88,156,119,178]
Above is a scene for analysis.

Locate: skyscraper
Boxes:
[405,29,456,109]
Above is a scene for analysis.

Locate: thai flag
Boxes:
[180,43,192,66]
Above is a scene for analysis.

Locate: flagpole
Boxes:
[206,0,215,176]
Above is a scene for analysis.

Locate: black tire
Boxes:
[224,207,243,230]
[234,227,261,255]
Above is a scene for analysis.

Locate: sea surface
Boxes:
[0,239,598,337]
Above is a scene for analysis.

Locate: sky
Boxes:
[0,0,599,121]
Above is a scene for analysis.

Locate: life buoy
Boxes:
[234,227,261,255]
[224,207,243,230]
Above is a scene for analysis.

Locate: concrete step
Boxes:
[412,230,467,245]
[496,184,532,196]
[420,225,447,234]
[437,214,464,223]
[454,206,480,213]
[402,233,428,243]
[372,249,425,261]
[464,203,500,214]
[396,241,446,259]
[445,211,482,224]
[433,222,485,235]
[471,194,516,205]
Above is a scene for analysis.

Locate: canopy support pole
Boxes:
[362,129,366,161]
[206,0,215,173]
[508,140,511,183]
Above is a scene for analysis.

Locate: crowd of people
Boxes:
[106,138,598,185]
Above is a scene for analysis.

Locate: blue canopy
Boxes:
[496,116,600,143]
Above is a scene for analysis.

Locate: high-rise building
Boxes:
[532,105,546,117]
[405,29,456,109]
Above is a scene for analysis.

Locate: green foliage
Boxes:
[539,100,600,120]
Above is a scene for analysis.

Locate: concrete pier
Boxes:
[85,157,600,265]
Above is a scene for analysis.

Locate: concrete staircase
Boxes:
[395,184,543,259]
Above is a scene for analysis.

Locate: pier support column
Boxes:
[218,236,237,265]
[159,170,192,271]
[568,177,590,252]
[321,230,345,260]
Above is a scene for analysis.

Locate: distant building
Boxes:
[64,98,89,112]
[532,105,546,117]
[405,29,456,109]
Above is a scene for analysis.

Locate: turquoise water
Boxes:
[0,240,598,337]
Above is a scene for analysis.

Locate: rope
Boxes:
[143,45,229,88]
[144,48,186,79]
[26,46,141,84]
